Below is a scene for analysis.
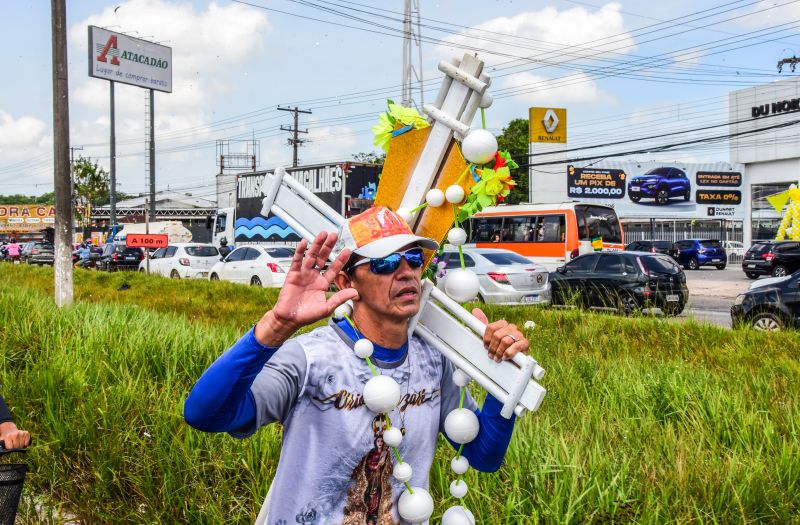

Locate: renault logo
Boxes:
[542,109,559,133]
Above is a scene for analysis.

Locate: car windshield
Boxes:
[123,248,141,255]
[185,246,219,257]
[481,252,532,265]
[700,240,722,249]
[641,255,681,274]
[264,247,294,258]
[575,205,623,244]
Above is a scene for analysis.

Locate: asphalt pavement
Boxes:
[676,266,752,328]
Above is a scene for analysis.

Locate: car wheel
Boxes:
[210,273,219,281]
[617,292,640,316]
[250,275,262,287]
[751,312,783,332]
[655,189,669,205]
[170,269,180,279]
[745,272,759,279]
[716,264,726,270]
[772,265,788,277]
[630,195,641,203]
[688,258,699,270]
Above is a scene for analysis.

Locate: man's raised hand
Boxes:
[255,232,358,346]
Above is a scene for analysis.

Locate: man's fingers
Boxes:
[502,340,529,361]
[302,232,328,270]
[484,320,508,352]
[316,232,339,263]
[289,239,308,273]
[324,248,352,283]
[326,288,359,313]
[472,307,488,326]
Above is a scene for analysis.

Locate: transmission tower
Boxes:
[401,0,424,108]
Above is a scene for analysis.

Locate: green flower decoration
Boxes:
[372,100,430,152]
[457,166,516,223]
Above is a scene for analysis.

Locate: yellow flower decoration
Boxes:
[372,100,430,152]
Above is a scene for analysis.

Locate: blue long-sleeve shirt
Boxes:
[184,320,515,472]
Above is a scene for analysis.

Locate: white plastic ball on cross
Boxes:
[452,368,471,388]
[425,188,446,208]
[396,207,415,224]
[449,479,468,499]
[451,455,470,475]
[392,461,413,483]
[447,227,467,246]
[383,426,403,447]
[333,302,352,321]
[445,184,465,204]
[442,506,476,525]
[461,128,498,165]
[353,339,374,359]
[444,408,480,444]
[397,487,434,524]
[444,268,480,303]
[362,375,401,414]
[479,92,494,109]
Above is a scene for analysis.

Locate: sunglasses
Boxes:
[350,247,425,275]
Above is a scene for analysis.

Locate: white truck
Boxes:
[111,221,193,245]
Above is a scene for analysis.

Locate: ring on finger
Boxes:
[502,333,518,343]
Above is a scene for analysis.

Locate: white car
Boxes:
[208,245,294,287]
[138,243,220,279]
[723,240,745,258]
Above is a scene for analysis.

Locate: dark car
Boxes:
[741,241,800,279]
[628,167,691,205]
[96,243,144,271]
[21,241,54,265]
[550,251,688,316]
[672,239,727,270]
[624,240,674,256]
[731,271,800,331]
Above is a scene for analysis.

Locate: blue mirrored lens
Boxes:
[369,249,425,274]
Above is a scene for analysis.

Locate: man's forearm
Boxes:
[453,394,516,473]
[254,310,299,347]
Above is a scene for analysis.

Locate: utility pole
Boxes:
[69,145,83,241]
[278,106,311,167]
[51,0,73,306]
[777,56,800,73]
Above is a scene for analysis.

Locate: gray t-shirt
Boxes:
[238,322,475,525]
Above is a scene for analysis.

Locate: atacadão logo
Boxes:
[96,34,169,70]
[96,35,120,65]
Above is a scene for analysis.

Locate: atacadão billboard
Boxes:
[88,25,172,93]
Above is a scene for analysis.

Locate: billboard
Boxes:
[0,205,56,233]
[529,107,567,143]
[235,164,381,244]
[565,161,745,219]
[88,26,172,93]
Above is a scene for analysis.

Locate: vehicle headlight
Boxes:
[734,294,745,306]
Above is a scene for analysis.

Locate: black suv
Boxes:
[550,251,688,316]
[97,243,144,271]
[742,241,800,278]
[20,241,54,265]
[624,240,674,256]
[731,270,800,331]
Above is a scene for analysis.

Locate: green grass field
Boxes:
[0,264,798,524]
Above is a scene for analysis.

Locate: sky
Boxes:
[1,0,799,201]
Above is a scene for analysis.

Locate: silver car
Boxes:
[436,248,551,305]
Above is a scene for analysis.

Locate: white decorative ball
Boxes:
[444,268,480,302]
[447,227,467,246]
[444,408,480,444]
[479,92,494,109]
[333,302,352,320]
[442,506,475,525]
[449,479,468,499]
[383,426,403,447]
[461,128,498,165]
[451,455,470,475]
[445,184,465,204]
[392,461,413,482]
[362,375,401,414]
[452,368,471,387]
[397,487,434,524]
[396,207,415,224]
[353,338,374,359]
[425,189,446,208]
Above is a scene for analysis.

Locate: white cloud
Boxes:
[500,71,615,106]
[436,3,635,65]
[0,111,48,149]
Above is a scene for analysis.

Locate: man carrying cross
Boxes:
[184,206,529,524]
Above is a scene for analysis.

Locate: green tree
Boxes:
[496,118,529,204]
[0,192,55,204]
[351,151,386,164]
[72,157,110,226]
